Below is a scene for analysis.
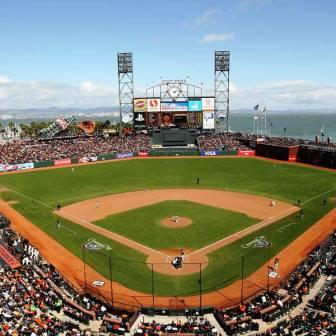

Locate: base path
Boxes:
[0,197,335,310]
[58,189,298,275]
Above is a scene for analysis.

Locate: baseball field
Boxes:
[0,157,335,308]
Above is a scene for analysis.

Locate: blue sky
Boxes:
[1,0,336,109]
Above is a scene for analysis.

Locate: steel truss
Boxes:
[214,51,230,133]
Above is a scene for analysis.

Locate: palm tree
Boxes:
[8,121,14,131]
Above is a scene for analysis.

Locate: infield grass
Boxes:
[93,200,259,250]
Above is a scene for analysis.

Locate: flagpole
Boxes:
[264,107,267,136]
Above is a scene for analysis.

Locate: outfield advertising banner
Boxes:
[134,99,147,112]
[138,152,149,157]
[200,150,221,156]
[188,100,202,112]
[133,112,147,130]
[0,162,34,172]
[116,152,134,159]
[54,159,71,166]
[79,156,98,163]
[203,111,215,129]
[202,97,215,111]
[147,98,161,112]
[161,102,188,112]
[237,150,256,157]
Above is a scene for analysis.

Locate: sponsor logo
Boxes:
[161,102,188,112]
[135,113,145,122]
[134,99,147,111]
[135,100,145,108]
[200,150,219,156]
[238,150,256,157]
[241,236,272,249]
[0,162,34,172]
[116,152,134,159]
[84,238,112,251]
[203,111,215,129]
[202,98,215,111]
[149,99,158,108]
[147,99,160,112]
[138,152,149,157]
[54,159,71,166]
[188,100,202,112]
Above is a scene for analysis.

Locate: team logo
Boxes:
[135,114,145,122]
[241,236,272,249]
[84,238,112,251]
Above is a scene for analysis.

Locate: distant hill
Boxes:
[0,107,335,121]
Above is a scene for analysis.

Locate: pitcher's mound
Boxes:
[161,217,192,228]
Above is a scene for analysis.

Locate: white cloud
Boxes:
[201,32,235,44]
[193,9,220,27]
[1,75,336,110]
[0,75,10,84]
[230,80,336,109]
[0,75,119,109]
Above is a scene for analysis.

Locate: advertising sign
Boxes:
[188,100,202,112]
[203,112,215,129]
[134,98,147,112]
[54,159,71,166]
[202,97,215,111]
[0,162,34,172]
[133,112,147,130]
[116,152,134,159]
[200,150,221,156]
[161,102,188,112]
[138,152,149,157]
[79,156,98,163]
[237,150,256,157]
[147,98,161,112]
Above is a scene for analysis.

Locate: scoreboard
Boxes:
[133,97,215,130]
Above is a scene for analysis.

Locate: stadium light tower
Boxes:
[214,51,230,133]
[117,52,134,133]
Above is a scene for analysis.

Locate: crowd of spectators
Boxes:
[197,133,249,151]
[0,219,132,335]
[215,231,336,335]
[134,316,216,336]
[0,134,151,164]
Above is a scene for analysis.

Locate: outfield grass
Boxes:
[93,200,259,250]
[0,157,335,296]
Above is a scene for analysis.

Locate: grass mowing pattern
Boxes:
[93,200,259,250]
[0,158,335,296]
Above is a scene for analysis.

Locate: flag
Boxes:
[253,104,259,111]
